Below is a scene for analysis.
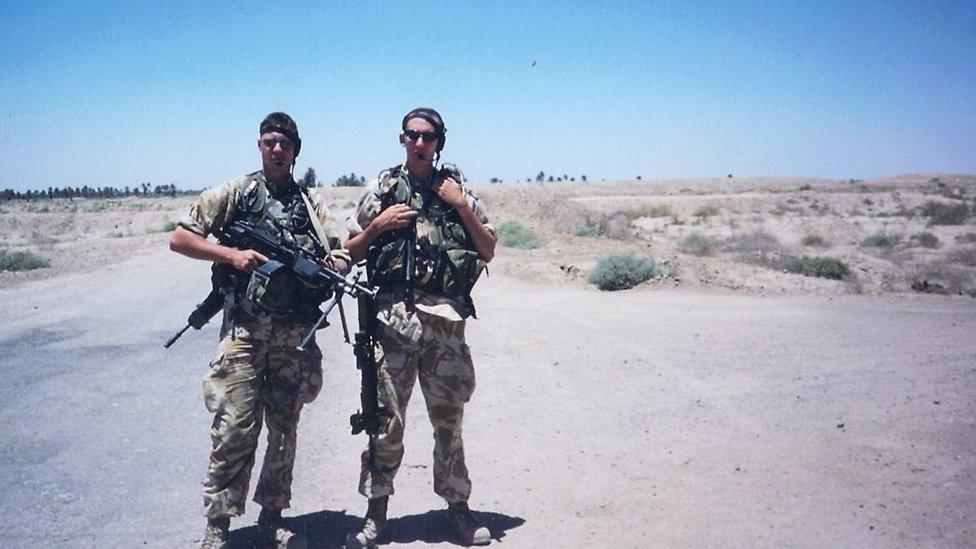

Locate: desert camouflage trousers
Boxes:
[357,309,477,503]
[201,316,323,518]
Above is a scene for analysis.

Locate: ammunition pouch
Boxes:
[245,260,330,315]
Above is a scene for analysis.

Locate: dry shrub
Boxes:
[679,231,720,256]
[802,234,829,247]
[921,201,969,225]
[693,205,720,218]
[861,233,900,248]
[622,203,671,219]
[911,260,975,294]
[949,246,976,267]
[912,231,939,249]
[602,213,633,240]
[724,230,784,255]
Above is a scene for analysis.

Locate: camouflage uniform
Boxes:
[347,166,494,503]
[180,171,347,519]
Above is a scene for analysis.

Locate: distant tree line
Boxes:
[489,172,593,184]
[0,183,198,200]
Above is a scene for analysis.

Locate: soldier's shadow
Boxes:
[382,508,525,546]
[227,509,360,548]
[227,508,525,548]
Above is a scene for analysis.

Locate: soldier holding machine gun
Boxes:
[169,112,349,549]
[344,107,497,548]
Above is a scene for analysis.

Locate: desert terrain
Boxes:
[1,174,974,548]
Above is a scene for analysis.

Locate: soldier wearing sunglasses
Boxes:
[170,112,349,549]
[344,108,497,547]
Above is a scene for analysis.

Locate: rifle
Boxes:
[349,285,391,468]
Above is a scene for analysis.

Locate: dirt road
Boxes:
[0,249,973,548]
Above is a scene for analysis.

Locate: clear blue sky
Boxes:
[1,0,974,191]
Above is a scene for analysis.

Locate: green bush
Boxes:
[162,220,178,232]
[575,221,602,237]
[861,233,899,248]
[588,253,659,291]
[679,231,719,256]
[0,249,50,272]
[921,201,969,225]
[801,234,828,247]
[693,205,720,218]
[914,231,939,248]
[498,220,541,249]
[779,255,852,280]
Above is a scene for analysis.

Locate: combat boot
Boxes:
[344,496,388,549]
[199,517,229,549]
[258,507,307,549]
[447,501,490,546]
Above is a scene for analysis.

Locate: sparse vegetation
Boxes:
[913,231,939,249]
[0,249,50,271]
[588,253,659,291]
[921,201,969,225]
[679,231,719,256]
[622,203,671,219]
[956,232,976,243]
[162,220,178,232]
[498,220,541,249]
[725,230,782,255]
[779,255,852,280]
[801,234,829,247]
[693,205,719,218]
[575,221,602,237]
[949,247,976,267]
[861,233,899,248]
[602,213,633,240]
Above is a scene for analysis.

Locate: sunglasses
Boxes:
[403,129,439,142]
[260,137,295,151]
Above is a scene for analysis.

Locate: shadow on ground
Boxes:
[227,508,525,548]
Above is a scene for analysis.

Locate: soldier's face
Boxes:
[258,131,296,181]
[400,118,440,166]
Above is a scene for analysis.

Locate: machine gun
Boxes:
[164,220,375,349]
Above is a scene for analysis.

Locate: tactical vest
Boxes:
[226,172,330,315]
[366,166,485,307]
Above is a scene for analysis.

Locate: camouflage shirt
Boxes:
[347,165,494,324]
[180,171,349,332]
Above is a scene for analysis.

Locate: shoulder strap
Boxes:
[299,187,333,255]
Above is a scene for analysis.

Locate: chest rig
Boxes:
[228,172,331,315]
[365,165,485,312]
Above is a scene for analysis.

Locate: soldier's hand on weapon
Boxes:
[433,176,466,209]
[228,248,268,272]
[372,204,418,233]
